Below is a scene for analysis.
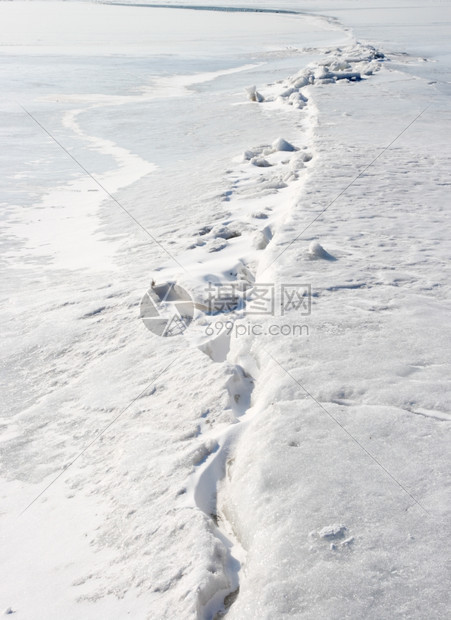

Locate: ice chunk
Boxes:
[246,85,264,102]
[211,224,242,240]
[272,137,297,152]
[317,524,347,539]
[250,157,272,168]
[308,241,336,260]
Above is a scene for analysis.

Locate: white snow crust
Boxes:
[1,1,450,619]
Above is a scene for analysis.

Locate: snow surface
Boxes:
[1,1,450,618]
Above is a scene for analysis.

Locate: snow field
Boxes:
[1,1,450,618]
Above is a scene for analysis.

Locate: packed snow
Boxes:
[0,1,450,619]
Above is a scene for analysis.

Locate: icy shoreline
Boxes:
[1,1,450,618]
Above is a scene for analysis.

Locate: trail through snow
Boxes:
[170,41,395,618]
[1,1,450,619]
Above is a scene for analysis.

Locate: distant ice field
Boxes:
[0,1,348,272]
[0,1,342,55]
